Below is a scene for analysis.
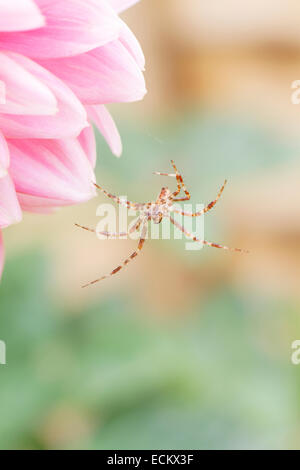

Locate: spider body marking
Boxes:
[76,160,248,287]
[144,187,173,224]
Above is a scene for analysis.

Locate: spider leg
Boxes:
[154,167,182,196]
[94,183,153,211]
[94,182,144,209]
[172,180,227,217]
[153,160,191,200]
[153,171,177,177]
[170,160,191,200]
[82,221,148,288]
[75,216,143,238]
[169,216,248,253]
[75,223,97,234]
[75,223,128,238]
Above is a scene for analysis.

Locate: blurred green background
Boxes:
[1,0,300,450]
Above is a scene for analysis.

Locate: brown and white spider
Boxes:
[76,160,247,287]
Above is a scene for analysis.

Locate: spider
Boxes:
[76,160,247,287]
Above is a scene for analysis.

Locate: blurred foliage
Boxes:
[0,248,299,450]
[96,113,299,198]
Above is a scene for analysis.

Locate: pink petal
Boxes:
[119,20,145,70]
[109,0,140,13]
[39,40,146,105]
[0,131,9,178]
[0,80,5,104]
[0,230,4,280]
[0,0,120,59]
[78,125,97,169]
[7,138,96,210]
[0,174,22,228]
[0,0,45,32]
[87,105,122,157]
[0,52,57,115]
[0,53,87,139]
[13,194,58,214]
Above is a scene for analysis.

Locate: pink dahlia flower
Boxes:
[0,0,146,279]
